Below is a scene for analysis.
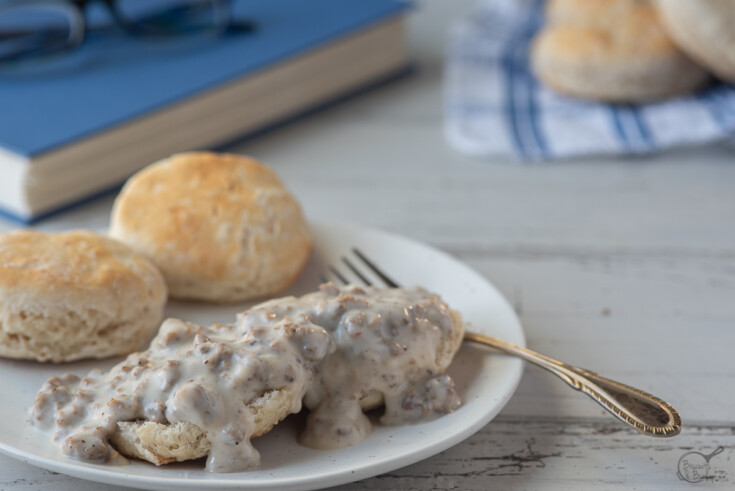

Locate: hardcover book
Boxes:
[0,0,409,222]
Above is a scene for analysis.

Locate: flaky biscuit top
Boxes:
[110,152,310,285]
[0,230,164,301]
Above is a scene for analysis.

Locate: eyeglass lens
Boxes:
[113,0,231,35]
[0,0,241,64]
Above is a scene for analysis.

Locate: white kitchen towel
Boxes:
[445,0,735,160]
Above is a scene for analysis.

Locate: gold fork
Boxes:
[322,247,682,438]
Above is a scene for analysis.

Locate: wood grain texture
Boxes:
[336,419,735,490]
[0,421,731,490]
[0,0,733,489]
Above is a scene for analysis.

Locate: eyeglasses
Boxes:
[0,0,253,64]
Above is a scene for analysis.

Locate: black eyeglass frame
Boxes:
[0,0,251,64]
[70,0,233,36]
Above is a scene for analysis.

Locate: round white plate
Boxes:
[0,220,525,491]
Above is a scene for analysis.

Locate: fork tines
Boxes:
[322,247,400,288]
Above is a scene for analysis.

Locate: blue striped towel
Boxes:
[445,0,735,160]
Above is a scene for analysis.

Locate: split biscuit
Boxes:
[657,0,735,84]
[109,152,311,303]
[109,296,464,466]
[0,230,167,362]
[110,388,299,466]
[531,0,709,102]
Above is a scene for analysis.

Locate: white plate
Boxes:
[0,220,525,491]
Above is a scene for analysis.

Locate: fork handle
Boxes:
[463,331,682,437]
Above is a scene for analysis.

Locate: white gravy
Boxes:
[30,284,461,472]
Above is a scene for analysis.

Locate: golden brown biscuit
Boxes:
[109,152,311,302]
[531,0,709,102]
[0,230,166,362]
[657,0,735,84]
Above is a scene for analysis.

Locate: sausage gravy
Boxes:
[30,284,462,472]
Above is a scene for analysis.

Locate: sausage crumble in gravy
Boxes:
[30,284,462,472]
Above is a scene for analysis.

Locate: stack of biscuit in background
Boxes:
[531,0,735,103]
[446,0,735,159]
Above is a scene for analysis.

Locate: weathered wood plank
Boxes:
[337,419,735,490]
[464,255,735,424]
[224,115,735,258]
[1,419,730,490]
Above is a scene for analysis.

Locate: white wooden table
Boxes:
[1,2,734,489]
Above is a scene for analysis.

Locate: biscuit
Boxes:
[657,0,735,84]
[110,388,298,466]
[109,152,311,302]
[531,0,709,102]
[0,230,167,362]
[109,306,464,465]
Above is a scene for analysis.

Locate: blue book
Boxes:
[0,0,409,222]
